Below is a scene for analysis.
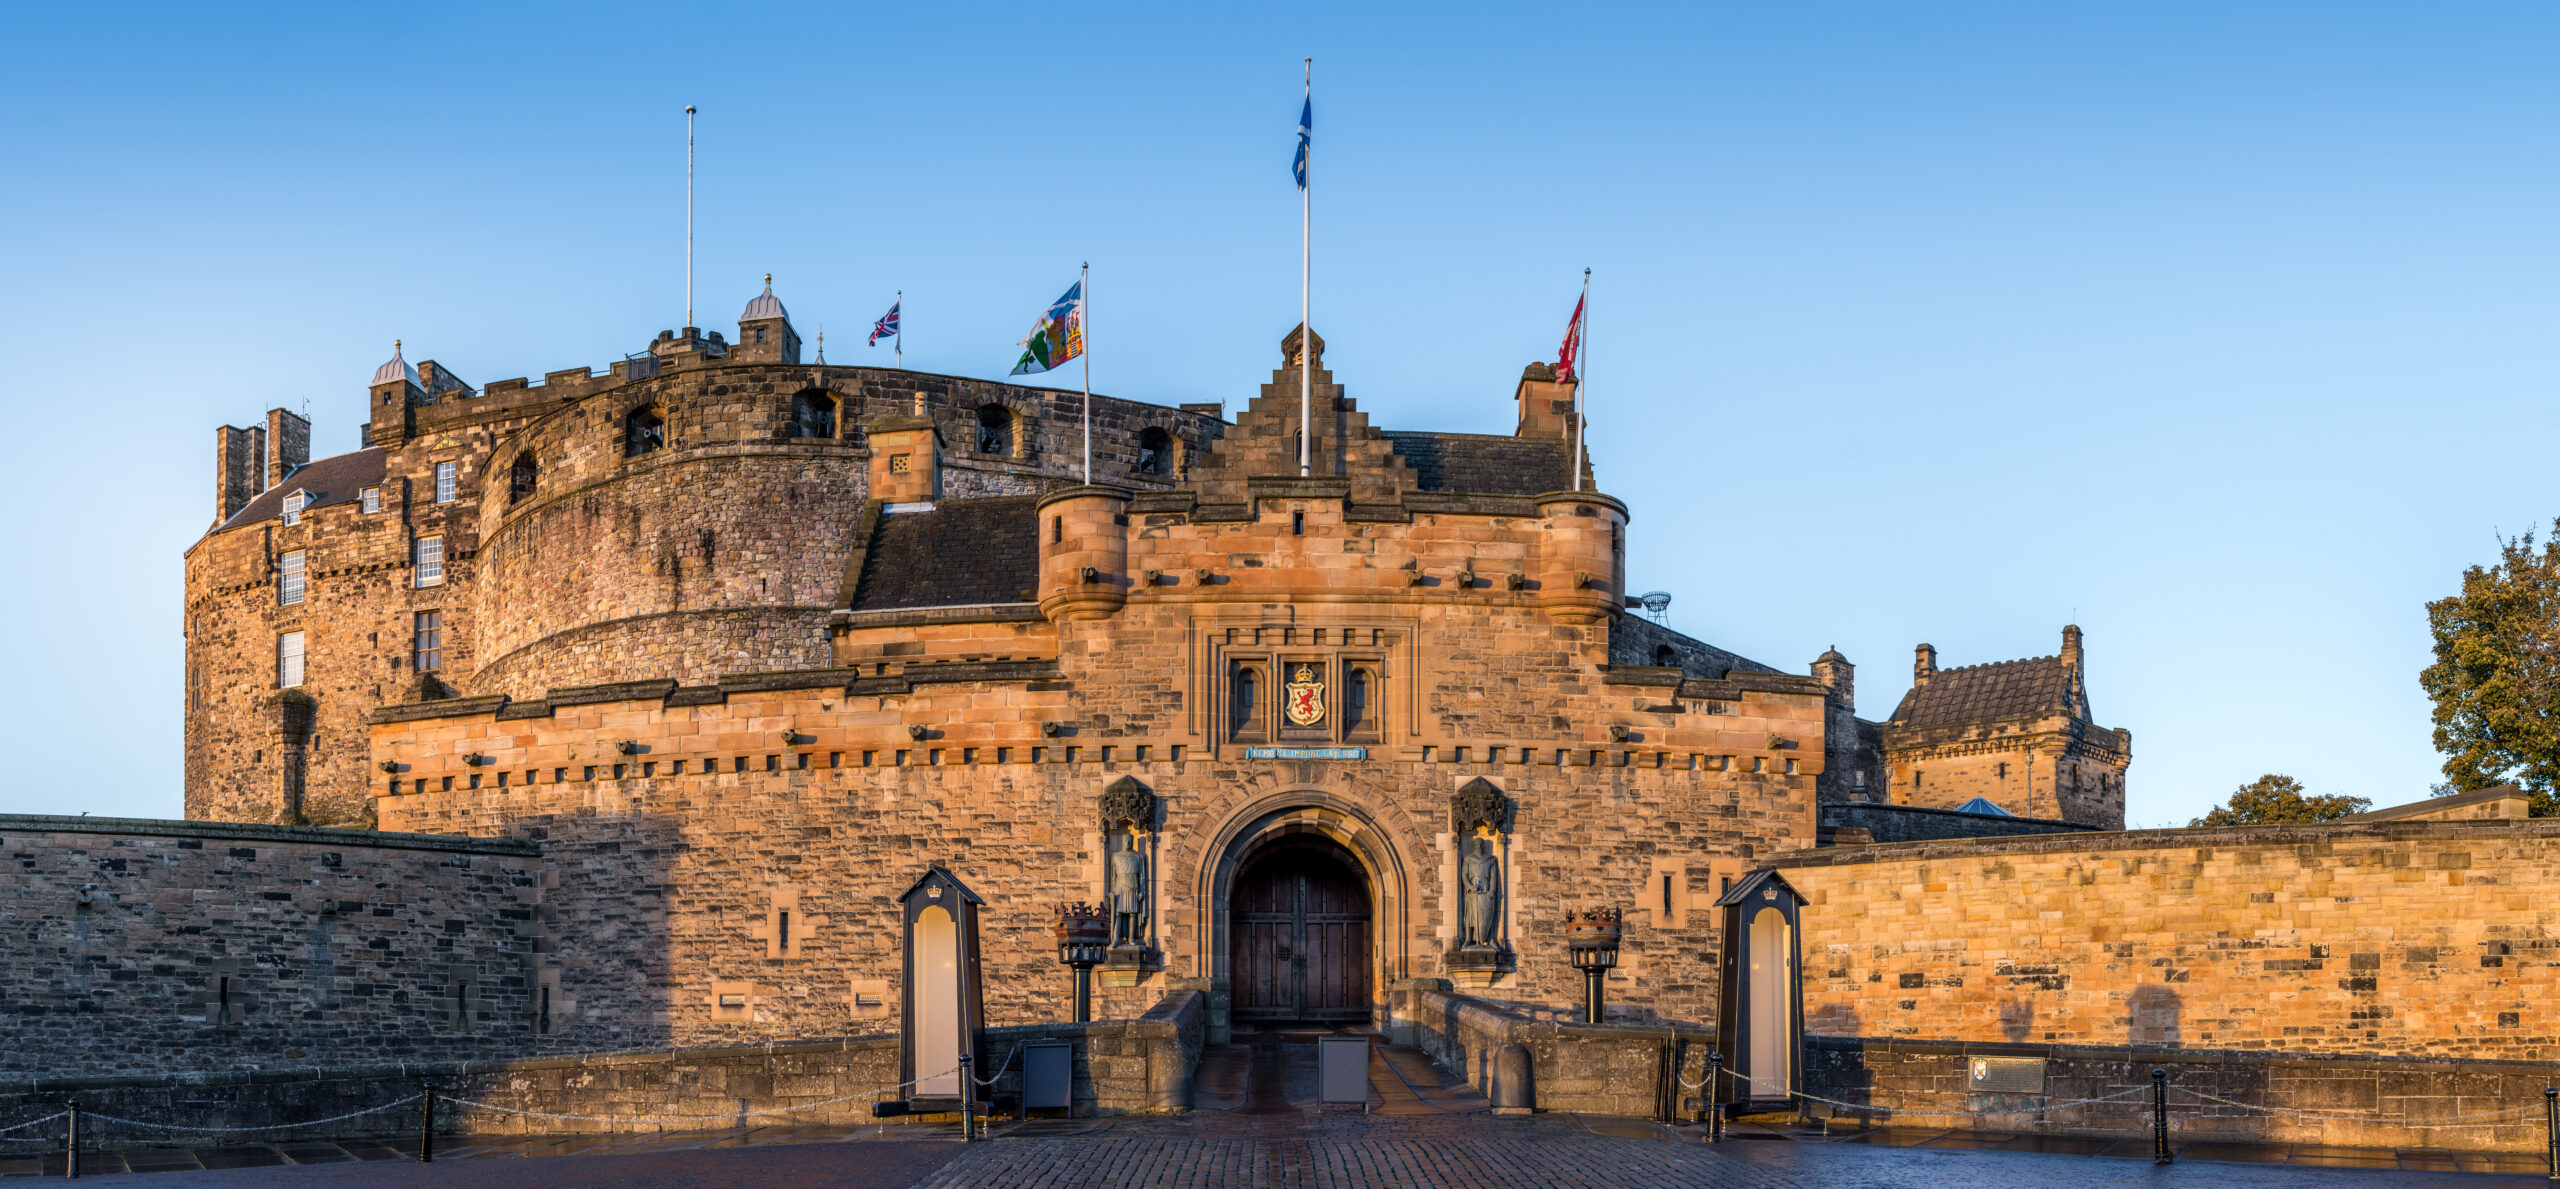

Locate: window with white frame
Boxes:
[360,487,381,513]
[434,461,457,504]
[416,536,444,587]
[279,550,306,606]
[277,631,306,689]
[281,490,306,526]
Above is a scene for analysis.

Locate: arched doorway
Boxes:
[1228,835,1371,1023]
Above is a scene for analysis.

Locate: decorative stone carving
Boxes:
[1451,778,1513,834]
[1098,776,1154,834]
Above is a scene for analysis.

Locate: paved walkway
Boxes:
[7,1032,2553,1186]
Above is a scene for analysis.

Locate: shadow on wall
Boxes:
[1999,998,2034,1043]
[2128,984,2182,1048]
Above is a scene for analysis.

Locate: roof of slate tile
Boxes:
[850,497,1040,611]
[1381,431,1578,496]
[214,448,388,533]
[1889,655,2077,728]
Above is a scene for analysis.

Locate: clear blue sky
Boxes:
[4,2,2554,825]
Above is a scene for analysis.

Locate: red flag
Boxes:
[1555,291,1586,380]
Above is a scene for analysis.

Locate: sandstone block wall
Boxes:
[1386,981,1714,1118]
[1772,820,2560,1059]
[0,816,541,1078]
[369,660,1822,1052]
[1806,1037,2560,1154]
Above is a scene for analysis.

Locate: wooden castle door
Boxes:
[1230,838,1371,1022]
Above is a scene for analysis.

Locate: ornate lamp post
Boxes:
[1054,903,1111,1022]
[1565,908,1623,1024]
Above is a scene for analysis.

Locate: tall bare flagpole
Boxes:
[895,290,904,370]
[1572,267,1588,491]
[1299,58,1312,478]
[1082,263,1092,485]
[685,105,696,329]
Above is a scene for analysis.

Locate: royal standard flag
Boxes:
[1010,281,1084,375]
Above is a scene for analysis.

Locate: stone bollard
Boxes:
[1492,1044,1534,1116]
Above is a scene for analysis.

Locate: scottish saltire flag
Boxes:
[868,300,900,346]
[1294,94,1311,190]
[1009,281,1084,375]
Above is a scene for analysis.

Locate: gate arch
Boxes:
[1194,791,1413,1028]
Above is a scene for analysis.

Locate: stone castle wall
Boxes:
[1772,820,2560,1059]
[368,631,1825,1051]
[186,357,1220,826]
[0,815,540,1078]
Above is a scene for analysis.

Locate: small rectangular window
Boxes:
[360,487,381,514]
[279,550,306,606]
[281,490,305,527]
[277,631,305,688]
[416,536,444,587]
[434,461,457,504]
[413,610,442,672]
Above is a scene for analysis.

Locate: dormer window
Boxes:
[281,490,307,526]
[434,461,457,504]
[626,407,666,457]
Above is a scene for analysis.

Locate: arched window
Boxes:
[791,391,837,439]
[1135,427,1174,477]
[976,404,1014,455]
[508,453,539,504]
[1652,645,1677,668]
[625,406,666,457]
[1231,666,1260,740]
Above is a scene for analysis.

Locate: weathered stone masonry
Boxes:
[1,815,539,1078]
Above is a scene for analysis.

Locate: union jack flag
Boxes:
[868,300,900,346]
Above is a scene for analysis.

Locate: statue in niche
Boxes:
[1108,830,1148,945]
[1460,834,1502,948]
[1098,776,1156,949]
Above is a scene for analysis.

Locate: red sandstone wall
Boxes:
[1776,821,2560,1058]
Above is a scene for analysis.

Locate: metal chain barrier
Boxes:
[0,1112,68,1135]
[82,1095,424,1134]
[972,1046,1020,1087]
[437,1065,951,1126]
[2170,1086,2552,1126]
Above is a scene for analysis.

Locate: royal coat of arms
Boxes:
[1284,663,1326,727]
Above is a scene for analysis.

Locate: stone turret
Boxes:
[1529,492,1627,625]
[1037,485,1131,621]
[736,274,802,365]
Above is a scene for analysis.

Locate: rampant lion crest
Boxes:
[1284,663,1326,727]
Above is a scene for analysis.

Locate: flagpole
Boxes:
[896,290,903,370]
[1081,262,1092,485]
[685,105,696,330]
[1299,57,1312,479]
[1573,267,1589,492]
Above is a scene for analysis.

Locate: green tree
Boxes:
[2420,521,2560,816]
[2190,774,2369,827]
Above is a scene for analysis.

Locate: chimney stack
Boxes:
[215,426,259,526]
[2061,624,2083,671]
[266,408,310,490]
[1913,643,1937,685]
